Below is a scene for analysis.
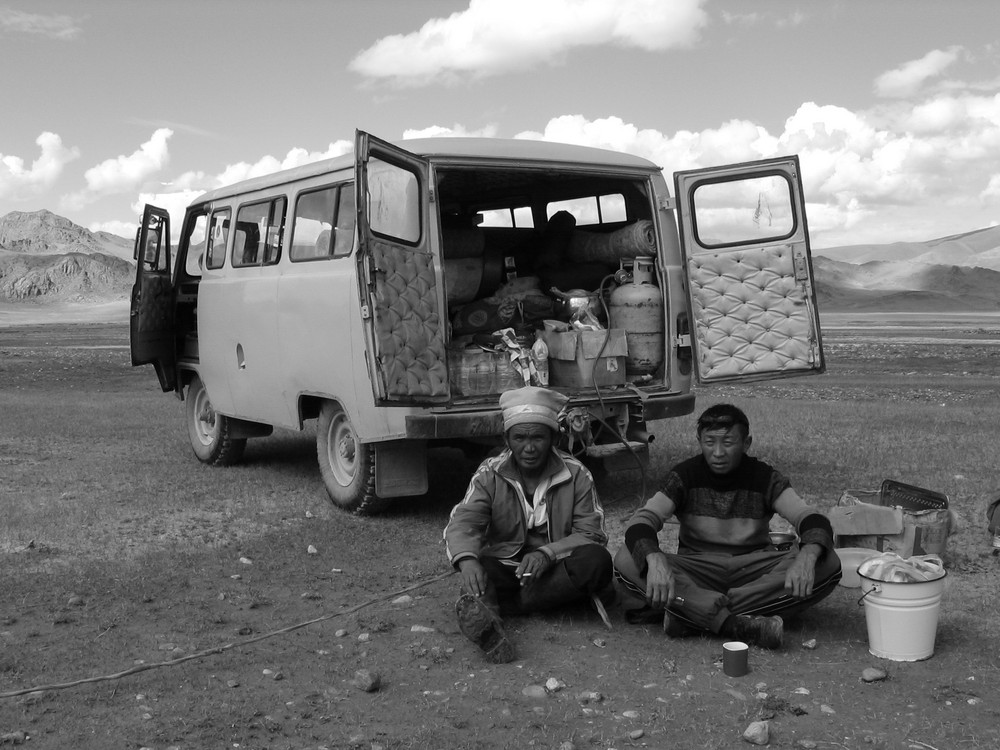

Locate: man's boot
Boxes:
[722,614,784,649]
[455,594,514,664]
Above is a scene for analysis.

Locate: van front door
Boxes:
[129,204,176,391]
[674,156,824,384]
[355,130,449,403]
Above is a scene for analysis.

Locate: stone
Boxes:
[801,639,817,649]
[545,677,565,692]
[861,668,887,683]
[522,685,547,699]
[307,545,318,554]
[352,669,381,692]
[629,729,645,740]
[392,595,414,606]
[411,625,435,633]
[622,710,640,719]
[742,720,769,745]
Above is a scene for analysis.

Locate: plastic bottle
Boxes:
[531,333,549,387]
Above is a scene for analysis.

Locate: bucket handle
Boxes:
[857,583,881,606]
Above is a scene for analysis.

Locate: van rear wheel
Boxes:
[317,403,384,514]
[186,375,246,465]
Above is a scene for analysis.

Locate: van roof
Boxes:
[192,137,661,205]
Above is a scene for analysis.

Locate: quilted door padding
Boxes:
[687,244,817,379]
[371,240,448,397]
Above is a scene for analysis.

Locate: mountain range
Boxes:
[1,209,999,312]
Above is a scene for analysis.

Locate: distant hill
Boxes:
[818,225,1000,271]
[814,225,1000,311]
[0,210,135,303]
[2,209,999,313]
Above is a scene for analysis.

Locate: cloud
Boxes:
[489,85,999,245]
[350,0,708,86]
[874,47,963,98]
[403,124,500,139]
[213,141,352,188]
[0,131,80,200]
[60,129,173,211]
[0,7,81,40]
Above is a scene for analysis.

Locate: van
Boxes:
[130,130,824,514]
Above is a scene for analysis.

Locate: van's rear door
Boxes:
[355,130,449,403]
[674,156,824,384]
[129,204,177,391]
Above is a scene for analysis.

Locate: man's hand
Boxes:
[516,550,554,586]
[784,543,822,598]
[458,558,489,598]
[646,552,675,609]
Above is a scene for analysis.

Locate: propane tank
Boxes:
[608,258,665,379]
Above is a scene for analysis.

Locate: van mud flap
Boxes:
[375,440,428,497]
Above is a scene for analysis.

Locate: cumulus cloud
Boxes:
[0,131,80,200]
[213,141,352,188]
[403,124,500,139]
[874,47,963,98]
[489,84,999,245]
[350,0,708,86]
[0,7,81,40]
[59,129,173,212]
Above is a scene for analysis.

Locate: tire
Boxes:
[185,375,246,466]
[316,402,387,514]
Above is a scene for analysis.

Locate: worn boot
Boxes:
[663,611,698,639]
[723,614,784,649]
[455,594,514,664]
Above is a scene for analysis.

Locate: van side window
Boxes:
[182,210,209,276]
[205,209,231,270]
[367,159,419,243]
[290,184,356,261]
[233,197,286,267]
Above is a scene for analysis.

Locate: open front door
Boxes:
[129,204,177,391]
[674,156,824,384]
[355,130,449,403]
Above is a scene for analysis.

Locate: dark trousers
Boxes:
[471,544,613,617]
[613,544,842,633]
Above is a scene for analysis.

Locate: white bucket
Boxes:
[858,571,946,661]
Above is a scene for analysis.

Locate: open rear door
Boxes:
[355,130,449,403]
[674,156,824,384]
[129,205,176,391]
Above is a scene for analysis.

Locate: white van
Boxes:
[130,130,824,514]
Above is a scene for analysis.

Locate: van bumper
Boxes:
[404,391,695,439]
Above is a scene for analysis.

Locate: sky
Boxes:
[1,0,998,249]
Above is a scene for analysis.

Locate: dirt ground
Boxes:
[1,319,999,750]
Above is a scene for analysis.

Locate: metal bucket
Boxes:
[858,571,946,661]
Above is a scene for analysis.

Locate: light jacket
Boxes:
[443,448,607,566]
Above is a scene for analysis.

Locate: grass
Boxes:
[3,318,1000,749]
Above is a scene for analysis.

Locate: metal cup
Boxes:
[723,641,749,677]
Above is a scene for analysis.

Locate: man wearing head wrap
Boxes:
[614,403,841,649]
[443,386,613,663]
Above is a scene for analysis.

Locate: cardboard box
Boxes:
[542,328,628,388]
[831,484,953,558]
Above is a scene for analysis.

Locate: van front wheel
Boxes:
[317,403,382,514]
[186,376,246,465]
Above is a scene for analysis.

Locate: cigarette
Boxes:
[520,572,533,577]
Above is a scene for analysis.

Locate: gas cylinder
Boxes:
[608,258,664,378]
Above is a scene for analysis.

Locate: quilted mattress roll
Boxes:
[567,219,656,264]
